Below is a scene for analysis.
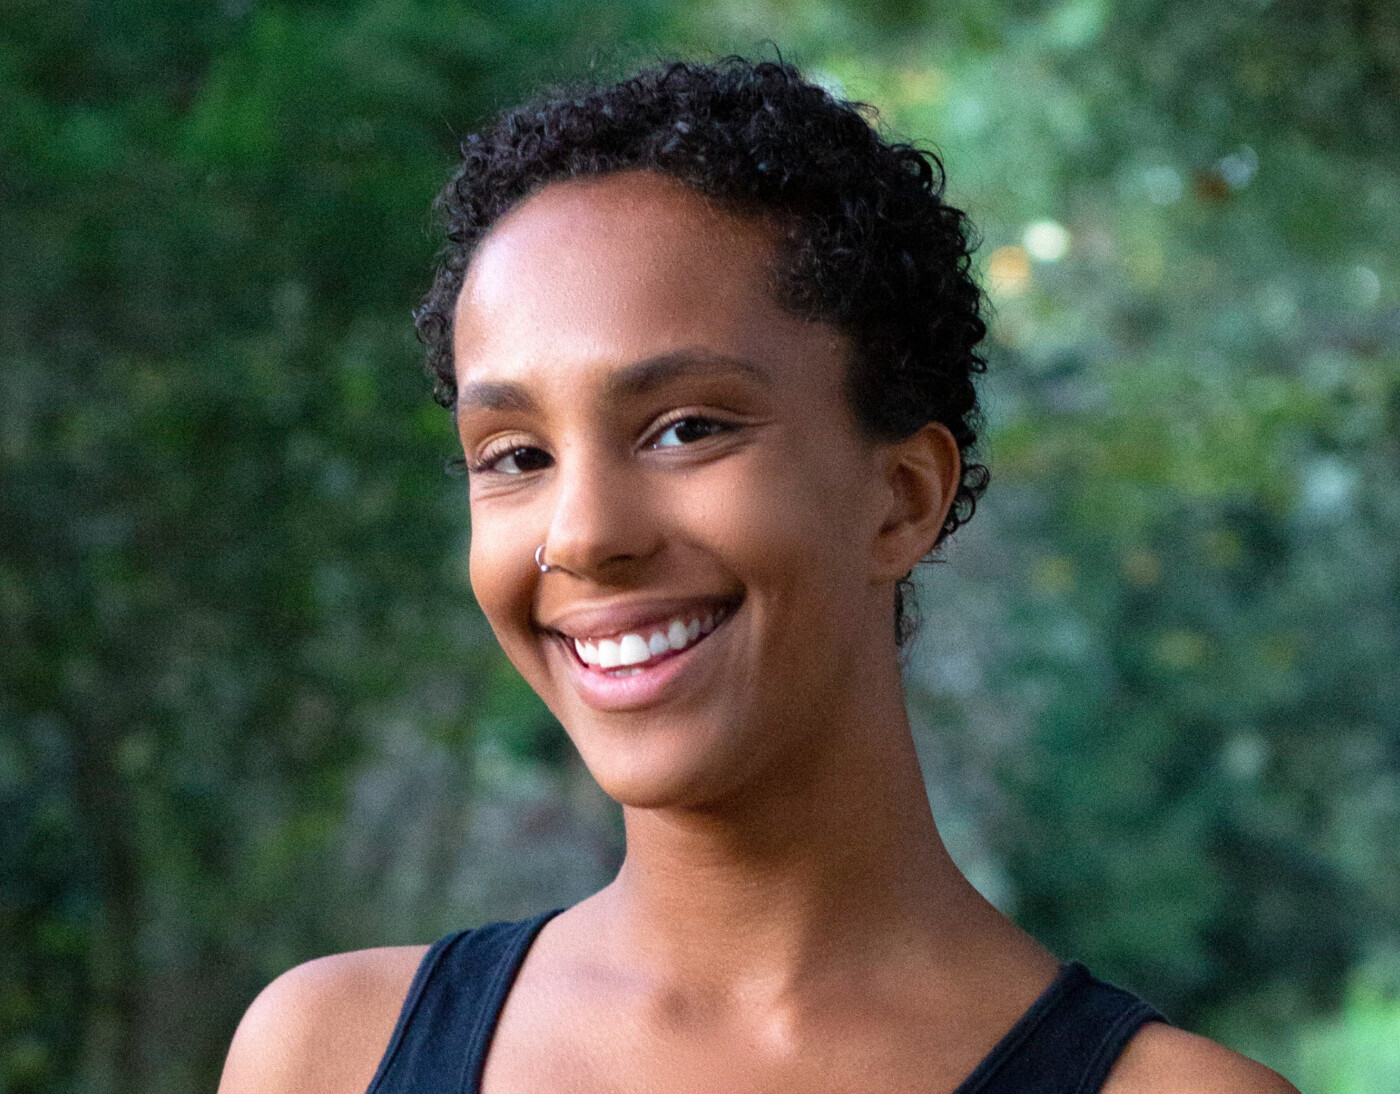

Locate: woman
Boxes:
[220,59,1295,1094]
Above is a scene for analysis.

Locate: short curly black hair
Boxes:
[416,57,989,646]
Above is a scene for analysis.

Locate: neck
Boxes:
[591,653,992,992]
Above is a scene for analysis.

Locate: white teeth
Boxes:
[571,605,734,672]
[619,634,651,665]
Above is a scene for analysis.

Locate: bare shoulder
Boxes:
[1104,1022,1299,1094]
[217,944,429,1094]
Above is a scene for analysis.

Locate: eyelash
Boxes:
[462,412,735,476]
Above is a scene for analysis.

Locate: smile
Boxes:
[564,603,736,675]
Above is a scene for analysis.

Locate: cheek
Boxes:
[698,443,874,616]
[467,506,538,658]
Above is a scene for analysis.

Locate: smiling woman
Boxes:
[217,58,1296,1094]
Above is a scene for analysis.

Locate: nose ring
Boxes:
[535,544,558,574]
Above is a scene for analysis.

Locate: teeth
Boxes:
[570,606,732,673]
[619,634,650,665]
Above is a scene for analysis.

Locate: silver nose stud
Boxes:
[535,544,558,574]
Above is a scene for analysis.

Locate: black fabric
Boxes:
[366,910,563,1094]
[366,911,1164,1094]
[953,962,1163,1093]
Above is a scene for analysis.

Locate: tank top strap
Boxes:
[368,920,1161,1094]
[953,962,1165,1094]
[365,909,562,1094]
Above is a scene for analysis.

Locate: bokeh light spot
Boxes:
[1024,219,1070,262]
[988,245,1032,296]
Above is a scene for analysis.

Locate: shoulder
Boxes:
[217,944,430,1094]
[1103,1022,1298,1094]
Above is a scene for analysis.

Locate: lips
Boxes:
[544,596,741,711]
[569,602,735,672]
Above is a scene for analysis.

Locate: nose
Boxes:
[541,444,661,580]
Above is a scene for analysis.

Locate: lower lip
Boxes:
[552,612,734,712]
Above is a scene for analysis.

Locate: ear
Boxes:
[869,422,961,582]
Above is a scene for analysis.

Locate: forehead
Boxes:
[452,172,837,389]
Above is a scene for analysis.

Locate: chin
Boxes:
[567,716,765,812]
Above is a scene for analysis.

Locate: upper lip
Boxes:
[540,595,741,641]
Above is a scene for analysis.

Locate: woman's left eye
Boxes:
[650,416,730,448]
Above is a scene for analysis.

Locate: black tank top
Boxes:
[365,909,1164,1094]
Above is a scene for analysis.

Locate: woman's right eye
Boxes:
[475,446,553,475]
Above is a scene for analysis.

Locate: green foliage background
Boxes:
[2,1,1397,1090]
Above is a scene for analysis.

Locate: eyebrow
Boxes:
[455,350,770,416]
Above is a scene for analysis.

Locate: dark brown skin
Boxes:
[219,171,1297,1094]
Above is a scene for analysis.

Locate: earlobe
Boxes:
[872,422,961,580]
